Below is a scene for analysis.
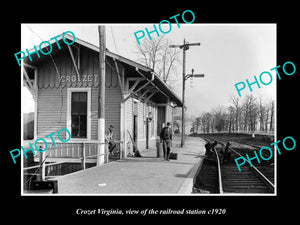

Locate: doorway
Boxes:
[133,101,138,152]
[133,115,138,152]
[157,106,166,135]
[146,118,149,149]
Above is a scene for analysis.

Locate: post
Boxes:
[106,143,109,163]
[120,102,125,159]
[97,25,106,166]
[81,143,86,170]
[181,39,186,147]
[38,144,45,181]
[169,40,201,147]
[119,142,123,160]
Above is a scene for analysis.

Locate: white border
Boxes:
[21,23,277,196]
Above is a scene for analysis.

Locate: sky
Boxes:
[21,23,276,118]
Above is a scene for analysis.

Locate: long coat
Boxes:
[160,127,173,141]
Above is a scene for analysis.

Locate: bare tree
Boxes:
[190,116,201,134]
[229,95,241,132]
[198,112,213,133]
[241,94,258,132]
[269,99,275,131]
[158,38,180,83]
[136,36,180,87]
[195,117,201,134]
[136,37,162,69]
[258,96,266,131]
[227,106,235,133]
[212,106,227,132]
[191,94,274,135]
[189,115,196,134]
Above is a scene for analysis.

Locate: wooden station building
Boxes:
[23,33,183,162]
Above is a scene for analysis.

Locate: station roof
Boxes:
[23,33,183,107]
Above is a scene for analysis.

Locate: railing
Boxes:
[23,140,124,186]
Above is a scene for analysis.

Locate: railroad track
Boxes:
[194,136,275,194]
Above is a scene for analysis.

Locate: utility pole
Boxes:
[170,40,201,147]
[98,25,106,166]
[186,68,204,81]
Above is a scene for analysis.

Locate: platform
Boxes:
[52,136,206,195]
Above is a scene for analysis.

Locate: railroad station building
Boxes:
[23,33,183,162]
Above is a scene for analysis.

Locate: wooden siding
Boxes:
[123,98,159,152]
[37,47,99,89]
[105,81,122,140]
[37,87,99,140]
[138,100,145,140]
[36,45,122,142]
[37,88,67,139]
[90,88,98,140]
[124,98,133,147]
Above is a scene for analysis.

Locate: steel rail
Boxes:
[212,147,224,194]
[228,147,275,192]
[202,137,223,194]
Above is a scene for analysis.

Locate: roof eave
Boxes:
[23,33,183,107]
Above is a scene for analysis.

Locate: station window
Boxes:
[71,92,87,138]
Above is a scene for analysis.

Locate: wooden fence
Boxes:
[23,140,124,185]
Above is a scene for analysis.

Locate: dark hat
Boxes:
[166,122,170,126]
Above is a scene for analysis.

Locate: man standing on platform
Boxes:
[160,122,173,161]
[105,125,116,154]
